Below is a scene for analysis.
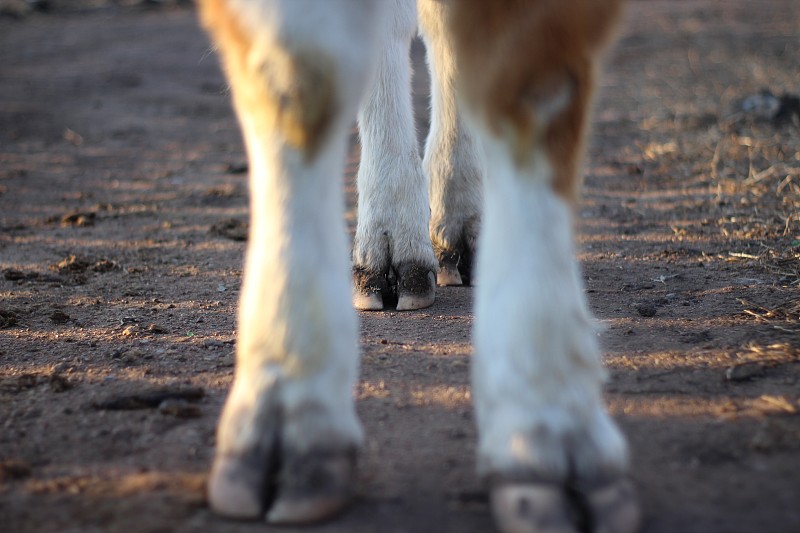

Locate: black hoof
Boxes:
[435,242,474,286]
[353,262,435,311]
[490,477,640,533]
[209,447,357,525]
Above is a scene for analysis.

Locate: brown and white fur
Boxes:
[197,1,639,532]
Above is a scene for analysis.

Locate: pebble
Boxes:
[0,459,32,481]
[203,339,225,350]
[634,302,657,317]
[146,323,169,334]
[51,363,71,374]
[219,352,235,367]
[50,310,70,324]
[48,374,72,392]
[158,399,202,418]
[725,362,765,382]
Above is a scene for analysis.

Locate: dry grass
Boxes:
[739,298,800,334]
[708,109,800,285]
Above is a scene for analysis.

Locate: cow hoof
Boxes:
[491,478,640,533]
[353,262,435,311]
[437,260,464,286]
[582,478,640,533]
[396,263,436,310]
[208,454,267,519]
[209,448,356,525]
[434,239,475,286]
[353,267,390,310]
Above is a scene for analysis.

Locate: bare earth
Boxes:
[1,1,800,532]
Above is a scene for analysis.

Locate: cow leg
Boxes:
[418,0,483,286]
[449,2,641,532]
[352,0,438,311]
[198,0,384,524]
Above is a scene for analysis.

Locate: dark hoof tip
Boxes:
[353,267,390,311]
[435,246,473,286]
[490,477,641,533]
[353,263,436,311]
[208,454,267,519]
[209,449,357,525]
[396,263,436,310]
[266,450,356,524]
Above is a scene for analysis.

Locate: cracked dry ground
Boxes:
[1,1,800,532]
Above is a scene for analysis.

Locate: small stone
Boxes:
[48,374,72,392]
[226,162,248,174]
[219,352,235,367]
[3,269,26,281]
[121,349,146,365]
[634,302,657,317]
[0,374,39,392]
[60,211,96,227]
[209,218,248,241]
[51,255,91,274]
[158,399,202,418]
[725,362,765,382]
[50,310,70,324]
[146,323,168,334]
[0,310,19,328]
[92,259,118,273]
[51,363,71,374]
[0,459,32,481]
[203,339,225,350]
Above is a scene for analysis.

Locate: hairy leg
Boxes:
[418,0,483,286]
[199,0,384,523]
[450,1,640,532]
[353,0,438,311]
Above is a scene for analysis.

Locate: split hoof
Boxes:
[353,267,390,310]
[437,260,464,286]
[353,262,435,311]
[583,478,640,533]
[267,450,357,525]
[208,454,269,519]
[208,448,357,525]
[434,243,474,286]
[492,483,576,533]
[491,478,640,533]
[395,263,436,311]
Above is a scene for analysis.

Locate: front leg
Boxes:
[199,0,384,524]
[450,2,641,532]
[353,0,438,311]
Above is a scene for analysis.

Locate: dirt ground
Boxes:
[1,1,799,532]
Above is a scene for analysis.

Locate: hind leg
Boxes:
[199,0,385,523]
[352,0,438,311]
[418,0,483,286]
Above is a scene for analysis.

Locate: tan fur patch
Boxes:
[255,48,336,159]
[198,0,336,160]
[451,0,624,199]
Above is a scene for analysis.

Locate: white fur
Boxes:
[472,136,628,479]
[418,0,483,271]
[214,0,388,456]
[352,0,437,275]
[205,0,631,527]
